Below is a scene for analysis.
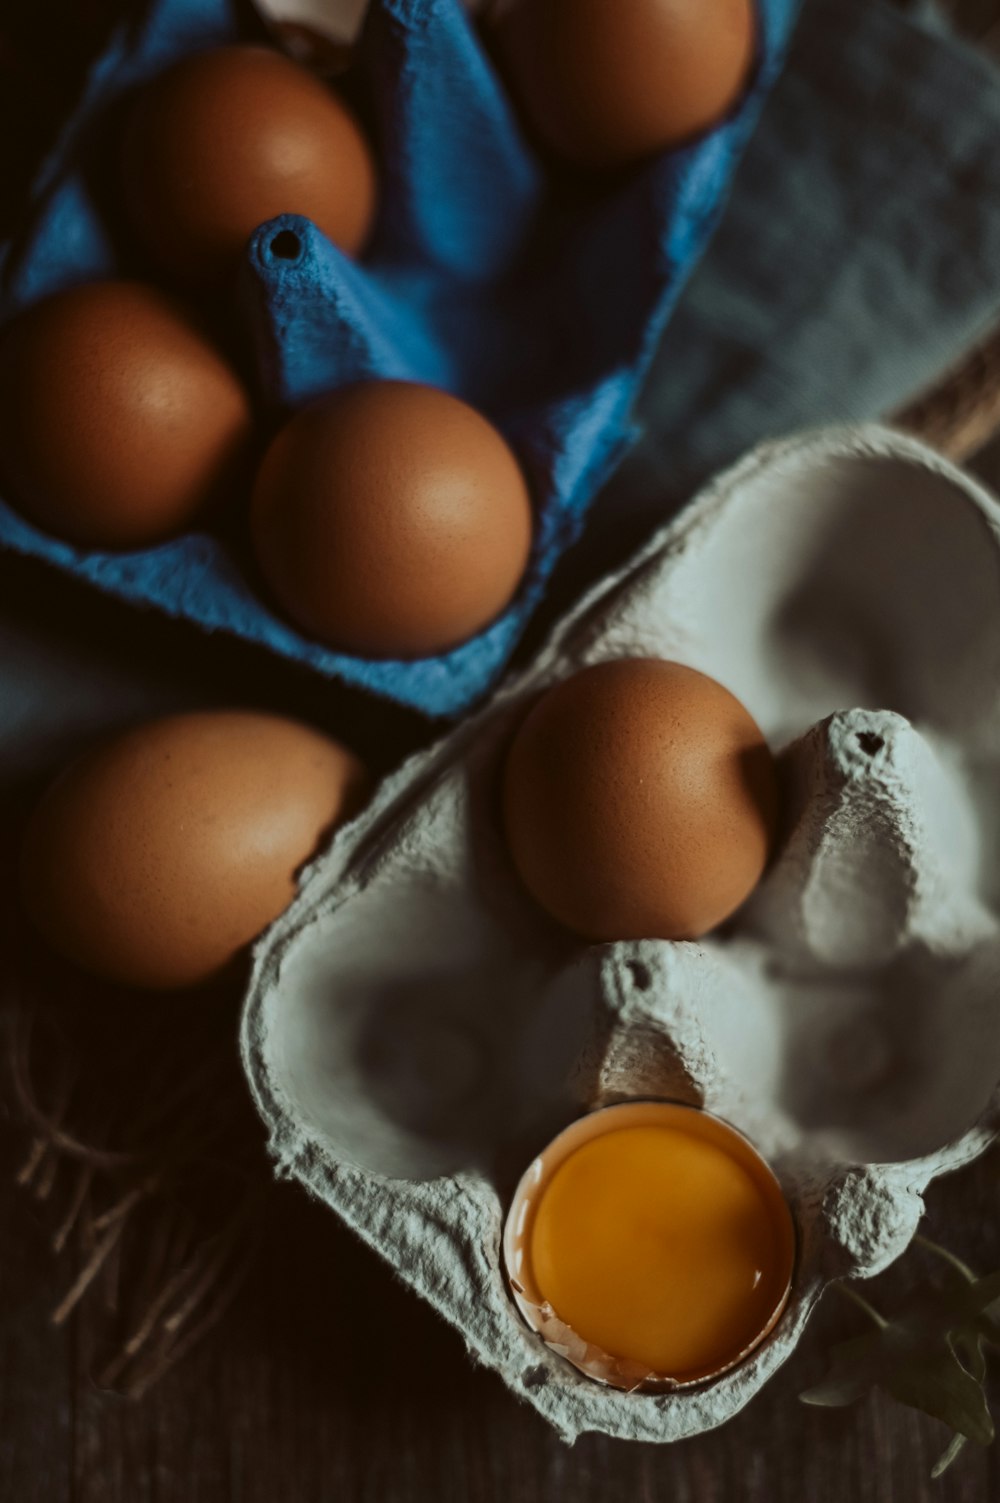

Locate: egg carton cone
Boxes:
[240,424,1000,1442]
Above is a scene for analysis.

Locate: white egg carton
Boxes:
[240,425,1000,1442]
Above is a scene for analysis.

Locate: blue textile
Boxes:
[0,0,798,718]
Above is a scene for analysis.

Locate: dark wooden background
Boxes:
[4,3,1000,1498]
[5,1127,1000,1502]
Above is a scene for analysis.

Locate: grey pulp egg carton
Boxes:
[240,424,1000,1442]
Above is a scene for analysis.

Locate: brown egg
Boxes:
[490,0,757,169]
[122,44,377,285]
[20,711,370,991]
[0,281,253,549]
[251,381,534,658]
[502,658,778,942]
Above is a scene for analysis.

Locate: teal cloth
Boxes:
[558,0,1000,604]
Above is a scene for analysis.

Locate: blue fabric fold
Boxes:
[0,0,799,717]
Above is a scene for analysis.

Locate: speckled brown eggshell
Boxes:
[502,658,778,942]
[122,44,377,285]
[490,0,757,170]
[20,711,370,991]
[250,381,534,659]
[0,280,254,550]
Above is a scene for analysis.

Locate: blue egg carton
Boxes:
[0,0,799,718]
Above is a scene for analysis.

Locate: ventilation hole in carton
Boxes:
[628,960,652,992]
[856,732,884,756]
[522,1365,549,1389]
[270,230,302,261]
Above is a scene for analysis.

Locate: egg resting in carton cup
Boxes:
[242,426,1000,1442]
[0,0,799,717]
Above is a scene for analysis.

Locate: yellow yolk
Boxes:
[525,1110,795,1380]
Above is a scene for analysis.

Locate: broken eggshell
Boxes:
[241,425,1000,1443]
[502,1100,797,1393]
[253,0,369,68]
[252,0,493,69]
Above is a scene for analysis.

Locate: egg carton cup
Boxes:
[241,424,1000,1442]
[0,0,799,718]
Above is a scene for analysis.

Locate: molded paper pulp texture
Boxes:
[242,428,1000,1441]
[0,0,798,717]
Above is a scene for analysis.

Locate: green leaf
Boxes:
[964,1270,1000,1314]
[882,1339,994,1446]
[801,1251,1000,1477]
[932,1433,969,1479]
[800,1330,886,1408]
[961,1271,1000,1346]
[800,1370,874,1408]
[957,1330,988,1386]
[914,1240,1000,1336]
[915,1236,979,1286]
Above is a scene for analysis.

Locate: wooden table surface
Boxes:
[4,4,1000,1499]
[4,1124,1000,1503]
[0,539,997,1503]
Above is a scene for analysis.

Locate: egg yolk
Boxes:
[526,1113,795,1380]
